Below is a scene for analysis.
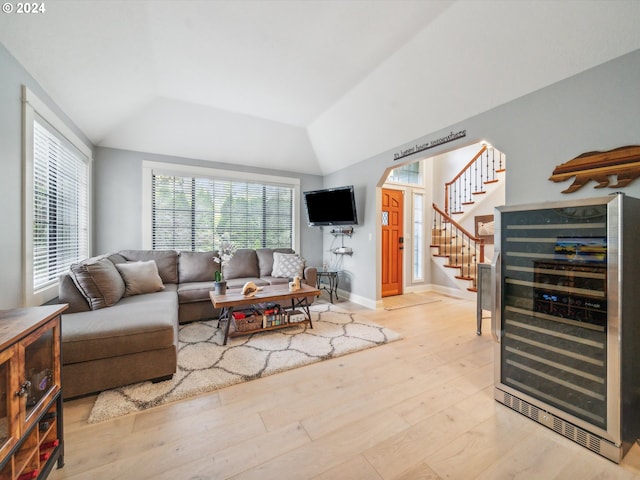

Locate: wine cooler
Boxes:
[492,193,640,463]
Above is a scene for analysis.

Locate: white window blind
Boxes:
[152,173,294,251]
[32,116,89,291]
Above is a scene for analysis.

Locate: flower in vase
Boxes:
[213,234,237,281]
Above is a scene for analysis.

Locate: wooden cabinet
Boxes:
[0,305,66,480]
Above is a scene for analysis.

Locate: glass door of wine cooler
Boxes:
[495,200,616,438]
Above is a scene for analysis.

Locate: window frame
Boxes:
[141,161,301,253]
[22,86,93,306]
[412,191,424,282]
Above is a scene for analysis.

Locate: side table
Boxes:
[316,270,339,303]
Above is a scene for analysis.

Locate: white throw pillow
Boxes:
[115,260,165,297]
[272,252,305,278]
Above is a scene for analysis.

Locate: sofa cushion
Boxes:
[260,276,290,286]
[116,260,165,297]
[58,273,91,313]
[177,281,216,304]
[225,277,269,290]
[69,257,126,310]
[178,251,220,283]
[223,249,259,279]
[119,250,178,284]
[256,248,295,277]
[272,252,306,278]
[62,289,177,364]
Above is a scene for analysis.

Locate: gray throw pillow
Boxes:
[272,252,305,278]
[116,260,165,297]
[70,257,125,310]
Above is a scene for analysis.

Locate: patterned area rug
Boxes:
[88,304,401,423]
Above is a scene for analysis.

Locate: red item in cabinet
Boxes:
[40,439,59,450]
[18,470,39,480]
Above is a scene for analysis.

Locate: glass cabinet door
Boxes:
[0,346,19,463]
[20,319,60,429]
[500,203,608,429]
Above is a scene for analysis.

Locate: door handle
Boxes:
[491,252,501,343]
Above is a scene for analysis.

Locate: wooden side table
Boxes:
[316,270,339,303]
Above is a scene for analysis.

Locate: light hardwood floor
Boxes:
[50,293,640,479]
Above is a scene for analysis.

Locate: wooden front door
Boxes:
[381,188,403,297]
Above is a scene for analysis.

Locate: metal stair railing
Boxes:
[445,145,505,215]
[432,203,484,289]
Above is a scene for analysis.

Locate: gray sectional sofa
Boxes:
[58,248,316,399]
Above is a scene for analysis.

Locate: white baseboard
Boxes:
[334,289,378,309]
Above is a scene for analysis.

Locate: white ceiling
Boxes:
[1,0,640,176]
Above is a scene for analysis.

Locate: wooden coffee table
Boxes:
[209,283,320,345]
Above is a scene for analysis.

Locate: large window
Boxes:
[143,162,299,252]
[387,161,423,185]
[413,192,424,281]
[23,87,92,306]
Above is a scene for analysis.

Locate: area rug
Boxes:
[88,304,401,423]
[383,292,441,311]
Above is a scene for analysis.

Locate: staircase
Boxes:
[431,203,484,293]
[431,145,505,296]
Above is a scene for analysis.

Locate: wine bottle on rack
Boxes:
[40,439,59,450]
[17,470,39,480]
[40,451,51,462]
[40,411,57,421]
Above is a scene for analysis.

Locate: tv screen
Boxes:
[303,185,358,226]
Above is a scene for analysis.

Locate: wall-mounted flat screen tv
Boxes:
[303,185,358,226]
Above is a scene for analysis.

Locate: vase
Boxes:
[213,281,227,295]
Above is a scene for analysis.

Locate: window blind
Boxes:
[32,117,89,291]
[152,173,294,251]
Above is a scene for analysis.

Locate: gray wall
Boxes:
[0,43,93,309]
[94,147,324,267]
[2,39,639,309]
[326,48,640,306]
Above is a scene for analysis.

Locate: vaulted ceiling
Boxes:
[1,1,639,176]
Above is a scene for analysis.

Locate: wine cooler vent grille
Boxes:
[501,392,602,455]
[503,392,539,421]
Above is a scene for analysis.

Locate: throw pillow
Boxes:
[70,257,126,310]
[272,252,305,278]
[116,260,165,297]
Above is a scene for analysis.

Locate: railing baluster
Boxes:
[491,149,496,181]
[485,149,489,184]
